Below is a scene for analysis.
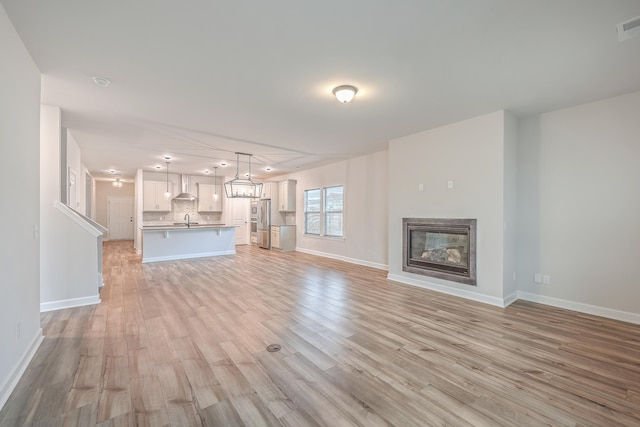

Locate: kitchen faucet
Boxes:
[184,213,190,227]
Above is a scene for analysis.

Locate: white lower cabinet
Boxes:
[270,225,295,251]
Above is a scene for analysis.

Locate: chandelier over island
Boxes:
[224,152,263,198]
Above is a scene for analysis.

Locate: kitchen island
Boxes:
[141,224,237,263]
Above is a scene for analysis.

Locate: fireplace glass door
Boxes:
[403,218,477,285]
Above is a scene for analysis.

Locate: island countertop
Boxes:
[141,223,237,231]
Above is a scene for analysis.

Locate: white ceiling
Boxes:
[3,1,640,180]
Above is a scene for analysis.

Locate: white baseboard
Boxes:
[518,291,640,325]
[295,247,388,271]
[387,273,510,307]
[503,291,519,307]
[40,294,101,312]
[0,329,44,411]
[142,250,236,263]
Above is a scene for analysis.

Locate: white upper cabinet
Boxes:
[278,179,296,212]
[197,183,222,212]
[143,181,173,212]
[260,181,275,200]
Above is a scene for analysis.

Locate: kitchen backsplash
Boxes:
[143,200,223,224]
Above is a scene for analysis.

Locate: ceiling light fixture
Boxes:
[332,85,358,103]
[92,76,111,87]
[224,152,263,198]
[164,161,171,200]
[112,178,123,188]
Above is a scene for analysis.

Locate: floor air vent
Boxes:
[617,16,640,41]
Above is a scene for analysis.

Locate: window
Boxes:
[304,185,344,237]
[304,188,321,235]
[324,186,343,237]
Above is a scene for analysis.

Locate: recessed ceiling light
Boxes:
[92,76,111,87]
[203,170,210,174]
[220,162,227,167]
[163,155,172,161]
[108,169,117,174]
[154,165,162,169]
[265,167,272,171]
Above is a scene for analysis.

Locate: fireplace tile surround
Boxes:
[403,218,477,286]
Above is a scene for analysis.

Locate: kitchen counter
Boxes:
[141,223,228,230]
[140,225,237,263]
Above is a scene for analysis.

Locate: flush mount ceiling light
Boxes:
[112,178,123,188]
[332,85,358,103]
[92,76,111,87]
[224,152,263,198]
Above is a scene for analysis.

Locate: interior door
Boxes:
[229,198,250,245]
[108,196,134,240]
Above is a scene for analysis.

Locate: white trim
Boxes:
[387,273,508,307]
[518,291,640,325]
[40,295,101,312]
[295,247,388,271]
[503,291,519,307]
[142,250,236,263]
[0,329,44,411]
[343,256,388,271]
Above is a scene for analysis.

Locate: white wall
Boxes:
[388,111,511,305]
[503,111,519,299]
[134,169,144,252]
[40,105,101,311]
[277,150,389,269]
[517,91,640,322]
[0,5,43,409]
[66,130,83,212]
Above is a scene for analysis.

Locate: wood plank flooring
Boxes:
[1,240,640,426]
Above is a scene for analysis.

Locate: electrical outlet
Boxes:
[534,273,542,283]
[543,275,551,285]
[16,323,20,340]
[447,180,454,189]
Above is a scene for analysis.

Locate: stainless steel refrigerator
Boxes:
[256,199,271,249]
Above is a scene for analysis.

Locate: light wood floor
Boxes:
[1,241,640,426]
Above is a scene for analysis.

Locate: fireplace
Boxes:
[402,218,477,286]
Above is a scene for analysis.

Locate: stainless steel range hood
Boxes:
[173,175,197,201]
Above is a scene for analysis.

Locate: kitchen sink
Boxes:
[173,222,199,226]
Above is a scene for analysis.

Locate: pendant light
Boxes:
[224,152,263,198]
[213,166,219,201]
[164,161,171,200]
